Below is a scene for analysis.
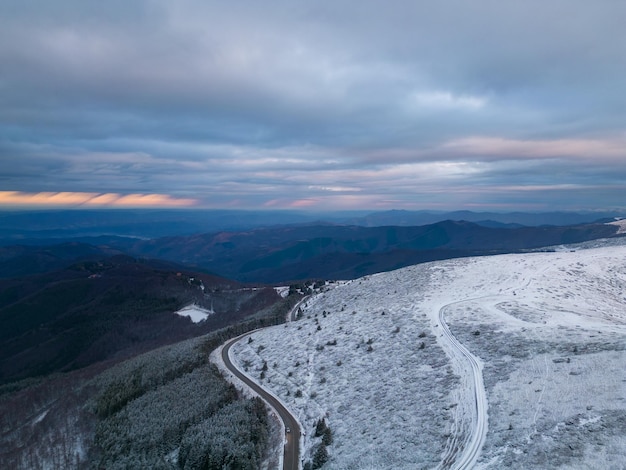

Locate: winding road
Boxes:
[221,336,301,470]
[220,293,487,470]
[437,300,489,470]
[218,297,308,470]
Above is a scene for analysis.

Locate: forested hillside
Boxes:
[0,255,280,385]
[0,294,301,469]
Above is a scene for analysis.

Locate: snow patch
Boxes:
[32,410,48,426]
[174,304,214,323]
[274,286,290,298]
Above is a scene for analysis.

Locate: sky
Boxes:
[1,0,625,211]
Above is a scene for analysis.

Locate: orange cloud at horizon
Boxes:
[0,191,198,208]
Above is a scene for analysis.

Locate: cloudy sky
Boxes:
[1,0,625,211]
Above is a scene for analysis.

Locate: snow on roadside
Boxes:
[231,242,626,469]
[232,269,462,469]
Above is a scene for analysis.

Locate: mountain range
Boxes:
[1,209,623,244]
[102,219,621,282]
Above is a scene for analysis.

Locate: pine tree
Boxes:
[322,427,333,446]
[312,444,329,469]
[314,418,327,437]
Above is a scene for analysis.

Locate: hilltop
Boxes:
[230,241,626,468]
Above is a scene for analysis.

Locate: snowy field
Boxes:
[230,241,626,469]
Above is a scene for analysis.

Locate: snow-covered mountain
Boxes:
[230,241,626,469]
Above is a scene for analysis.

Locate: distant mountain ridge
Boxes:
[342,209,623,227]
[113,219,621,283]
[1,218,621,284]
[1,209,623,244]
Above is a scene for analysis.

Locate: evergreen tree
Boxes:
[314,418,327,437]
[312,444,329,469]
[322,427,333,446]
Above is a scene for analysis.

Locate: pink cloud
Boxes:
[0,191,198,208]
[289,199,318,208]
[442,137,626,160]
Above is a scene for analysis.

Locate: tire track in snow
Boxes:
[434,263,551,469]
[437,300,489,470]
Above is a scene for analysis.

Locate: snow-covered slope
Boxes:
[608,218,626,234]
[231,242,626,469]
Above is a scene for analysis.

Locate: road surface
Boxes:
[287,295,309,322]
[221,337,300,470]
[217,297,308,469]
[437,300,488,470]
[220,297,307,470]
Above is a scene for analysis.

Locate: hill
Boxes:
[0,304,299,469]
[2,228,625,468]
[0,255,281,385]
[229,241,626,468]
[0,242,124,278]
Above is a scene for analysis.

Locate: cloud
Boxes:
[308,185,362,193]
[0,191,197,208]
[0,1,625,211]
[408,91,487,111]
[440,137,626,160]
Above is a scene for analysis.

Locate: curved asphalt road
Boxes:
[437,301,488,470]
[222,335,301,470]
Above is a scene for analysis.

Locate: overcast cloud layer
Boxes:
[1,1,625,210]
